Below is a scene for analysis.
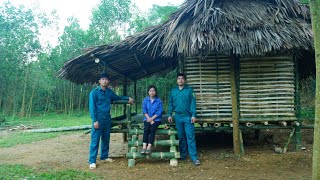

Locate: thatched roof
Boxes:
[58,0,313,85]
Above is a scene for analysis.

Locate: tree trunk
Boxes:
[20,69,29,116]
[69,83,73,115]
[310,0,320,179]
[27,79,37,118]
[64,82,67,114]
[78,86,83,112]
[42,93,50,118]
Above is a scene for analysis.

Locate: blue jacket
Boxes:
[89,86,128,123]
[142,96,163,122]
[168,85,197,117]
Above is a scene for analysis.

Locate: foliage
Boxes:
[129,5,179,33]
[0,1,180,118]
[89,0,132,44]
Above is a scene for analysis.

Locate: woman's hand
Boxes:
[146,117,153,122]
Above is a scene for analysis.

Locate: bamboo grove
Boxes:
[0,0,178,118]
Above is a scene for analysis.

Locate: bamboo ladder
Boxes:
[125,105,180,167]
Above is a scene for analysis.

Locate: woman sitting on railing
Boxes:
[140,85,163,155]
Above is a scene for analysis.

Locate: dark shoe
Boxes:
[179,157,187,161]
[193,159,200,166]
[145,149,152,155]
[140,149,146,155]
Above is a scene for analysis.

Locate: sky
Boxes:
[3,0,184,29]
[1,0,184,46]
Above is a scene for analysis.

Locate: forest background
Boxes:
[0,0,315,128]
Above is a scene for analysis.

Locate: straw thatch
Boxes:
[58,0,313,84]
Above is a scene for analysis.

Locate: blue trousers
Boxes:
[89,120,111,164]
[175,115,198,161]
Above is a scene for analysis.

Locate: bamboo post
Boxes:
[134,81,137,113]
[128,131,138,167]
[283,128,296,153]
[129,129,178,135]
[178,55,184,73]
[310,0,320,178]
[126,152,180,159]
[293,53,302,151]
[230,55,241,155]
[169,127,178,166]
[128,139,179,147]
[123,78,128,115]
[124,105,131,142]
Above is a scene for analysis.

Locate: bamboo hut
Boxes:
[58,0,314,155]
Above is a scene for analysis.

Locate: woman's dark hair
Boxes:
[148,85,158,96]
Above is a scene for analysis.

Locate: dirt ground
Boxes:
[0,129,313,179]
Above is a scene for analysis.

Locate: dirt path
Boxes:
[0,130,313,179]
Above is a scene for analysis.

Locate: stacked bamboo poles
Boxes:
[127,125,180,167]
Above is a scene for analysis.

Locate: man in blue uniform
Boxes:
[89,73,134,170]
[168,73,200,166]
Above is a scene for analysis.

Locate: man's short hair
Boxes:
[98,73,110,81]
[177,73,186,80]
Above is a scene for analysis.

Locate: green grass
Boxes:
[0,164,101,179]
[1,112,91,128]
[0,113,91,147]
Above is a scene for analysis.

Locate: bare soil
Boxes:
[0,129,313,179]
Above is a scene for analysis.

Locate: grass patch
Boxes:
[0,164,101,179]
[1,112,91,129]
[0,131,74,148]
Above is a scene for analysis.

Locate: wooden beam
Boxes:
[102,61,133,82]
[293,52,302,151]
[134,53,148,74]
[230,55,241,155]
[90,55,133,82]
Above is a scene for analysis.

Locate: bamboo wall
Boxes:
[185,55,297,123]
[239,56,296,122]
[185,56,232,122]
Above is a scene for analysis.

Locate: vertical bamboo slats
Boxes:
[185,56,232,122]
[239,56,296,122]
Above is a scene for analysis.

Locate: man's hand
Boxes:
[93,121,100,129]
[168,116,173,123]
[150,121,155,125]
[191,117,196,123]
[128,97,135,104]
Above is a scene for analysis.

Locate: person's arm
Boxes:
[109,89,134,104]
[89,91,97,123]
[109,89,129,101]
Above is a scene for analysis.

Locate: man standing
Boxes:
[89,73,134,170]
[168,73,200,166]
